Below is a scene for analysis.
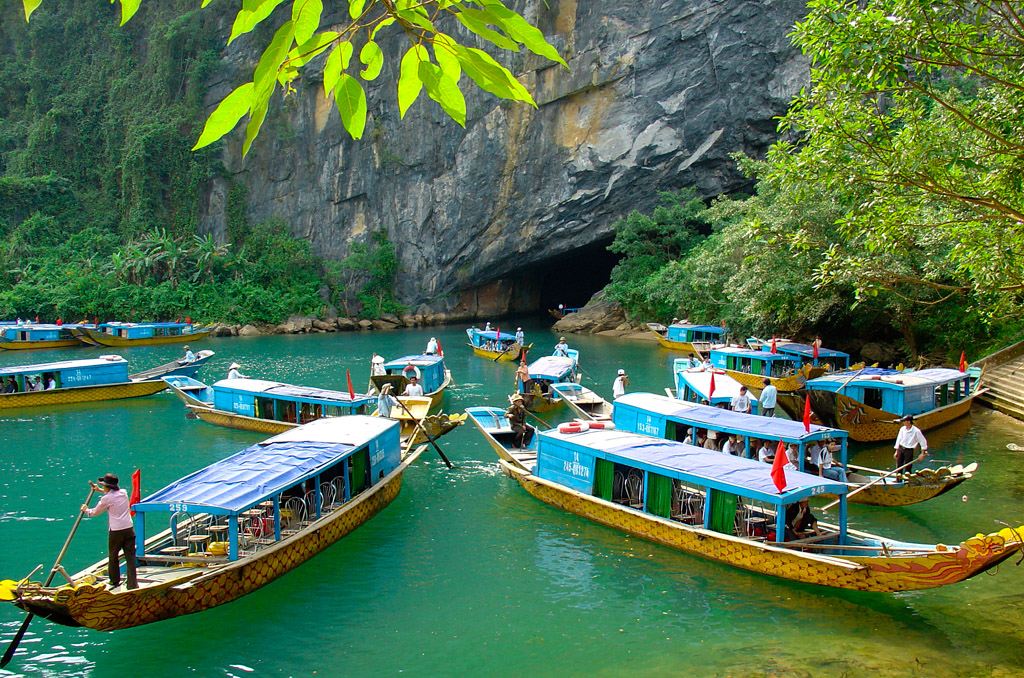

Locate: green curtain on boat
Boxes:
[593,459,614,501]
[648,473,672,518]
[350,449,369,495]
[708,489,737,535]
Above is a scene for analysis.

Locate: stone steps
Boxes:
[978,351,1024,421]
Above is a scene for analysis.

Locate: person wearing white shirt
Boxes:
[701,358,712,370]
[403,376,424,397]
[807,442,823,474]
[377,383,397,418]
[554,338,570,357]
[44,374,57,390]
[893,415,928,472]
[758,378,778,417]
[757,440,773,463]
[425,337,438,355]
[819,440,847,482]
[730,386,752,414]
[515,328,525,345]
[612,369,630,399]
[227,362,248,379]
[181,345,195,363]
[371,353,386,376]
[29,376,44,392]
[784,444,799,471]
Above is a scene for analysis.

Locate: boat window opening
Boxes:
[277,400,297,424]
[325,405,343,417]
[863,387,883,409]
[349,447,371,497]
[952,380,961,401]
[300,403,315,424]
[610,463,644,508]
[254,396,274,419]
[665,421,689,442]
[18,331,28,341]
[736,499,774,542]
[936,385,948,407]
[669,480,705,525]
[708,489,738,535]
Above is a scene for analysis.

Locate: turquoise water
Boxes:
[2,321,1024,677]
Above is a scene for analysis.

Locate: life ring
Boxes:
[558,422,590,434]
[586,421,615,430]
[402,364,422,381]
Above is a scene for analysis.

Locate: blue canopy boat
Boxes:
[465,405,1023,593]
[709,347,807,392]
[367,354,452,408]
[518,350,580,412]
[673,360,760,413]
[646,323,726,357]
[74,321,212,347]
[752,339,853,377]
[0,323,95,350]
[10,417,424,631]
[465,327,532,361]
[0,356,168,409]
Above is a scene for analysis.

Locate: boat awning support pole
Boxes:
[776,506,786,542]
[839,496,847,543]
[273,496,281,541]
[315,477,322,520]
[228,516,238,562]
[134,513,145,559]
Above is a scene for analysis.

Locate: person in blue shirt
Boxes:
[758,378,778,417]
[554,337,569,357]
[180,345,195,364]
[377,383,397,418]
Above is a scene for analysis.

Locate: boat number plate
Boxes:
[169,503,190,513]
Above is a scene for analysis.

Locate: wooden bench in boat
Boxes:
[139,554,229,565]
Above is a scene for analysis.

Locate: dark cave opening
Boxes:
[532,238,622,312]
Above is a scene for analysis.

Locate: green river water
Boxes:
[2,319,1024,677]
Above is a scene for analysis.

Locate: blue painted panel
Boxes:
[536,438,595,493]
[369,423,402,478]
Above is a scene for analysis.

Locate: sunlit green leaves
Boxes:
[291,0,322,44]
[419,61,466,126]
[453,45,534,105]
[359,41,384,81]
[118,0,142,25]
[335,75,368,139]
[229,0,287,45]
[21,0,43,21]
[398,44,428,118]
[192,82,255,150]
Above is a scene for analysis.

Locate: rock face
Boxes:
[200,0,808,316]
[553,292,628,334]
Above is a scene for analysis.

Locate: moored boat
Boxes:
[613,392,973,507]
[367,354,452,409]
[465,327,531,361]
[551,382,613,420]
[709,347,810,392]
[782,367,984,442]
[647,322,726,357]
[467,411,1022,593]
[0,323,95,351]
[127,350,214,381]
[673,360,760,413]
[74,322,212,347]
[518,350,580,412]
[8,417,425,631]
[0,356,167,409]
[752,339,856,379]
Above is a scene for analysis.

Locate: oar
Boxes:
[392,397,452,469]
[2,484,97,669]
[822,459,918,511]
[492,342,518,362]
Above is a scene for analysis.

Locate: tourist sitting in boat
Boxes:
[703,431,720,450]
[784,444,799,470]
[403,376,424,397]
[806,441,822,475]
[29,376,43,392]
[227,362,248,379]
[554,337,570,357]
[722,434,740,456]
[685,353,699,369]
[425,337,438,355]
[180,345,195,364]
[894,414,929,473]
[818,439,847,482]
[757,439,773,463]
[44,373,56,390]
[377,383,396,418]
[505,394,534,448]
[3,377,17,393]
[785,498,822,541]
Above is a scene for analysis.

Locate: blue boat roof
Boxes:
[615,393,846,441]
[383,354,444,368]
[541,428,847,500]
[809,367,966,389]
[0,356,127,376]
[529,355,576,380]
[672,324,725,334]
[475,330,516,341]
[712,347,795,361]
[773,342,849,359]
[135,417,394,514]
[101,322,191,328]
[212,379,374,404]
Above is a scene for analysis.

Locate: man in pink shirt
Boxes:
[81,473,138,590]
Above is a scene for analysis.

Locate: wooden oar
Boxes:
[822,459,918,511]
[2,484,97,669]
[392,397,452,469]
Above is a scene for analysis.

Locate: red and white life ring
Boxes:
[402,364,422,381]
[586,421,615,430]
[558,422,590,434]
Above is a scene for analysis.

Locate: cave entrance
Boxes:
[532,237,621,313]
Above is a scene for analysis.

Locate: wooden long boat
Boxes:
[367,354,451,409]
[75,322,212,347]
[779,367,983,442]
[518,350,580,412]
[710,347,810,392]
[0,323,95,350]
[127,350,214,381]
[466,406,1023,593]
[646,322,726,358]
[9,417,425,631]
[0,356,168,409]
[612,392,975,507]
[673,362,760,413]
[745,338,856,379]
[465,327,531,361]
[551,382,613,420]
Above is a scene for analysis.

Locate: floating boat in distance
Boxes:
[10,417,424,631]
[551,382,613,420]
[709,347,809,392]
[783,367,984,443]
[673,360,760,413]
[749,339,857,379]
[613,392,973,507]
[73,322,212,347]
[127,350,215,382]
[468,411,1022,593]
[0,356,168,409]
[646,322,726,358]
[548,306,580,320]
[0,323,95,350]
[367,354,451,409]
[518,350,580,412]
[465,327,532,361]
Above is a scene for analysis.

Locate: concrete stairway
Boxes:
[976,339,1024,421]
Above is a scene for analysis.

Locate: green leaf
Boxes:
[322,42,353,96]
[456,9,518,51]
[418,61,466,127]
[192,82,255,150]
[243,99,269,157]
[253,20,295,100]
[370,17,395,39]
[287,31,338,71]
[396,8,435,32]
[118,0,142,25]
[478,0,567,66]
[433,33,462,84]
[453,45,534,105]
[291,0,323,44]
[398,44,429,118]
[335,74,368,139]
[349,0,367,20]
[201,0,216,6]
[22,0,43,21]
[229,0,287,45]
[359,41,384,81]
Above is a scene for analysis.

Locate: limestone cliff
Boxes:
[199,0,809,318]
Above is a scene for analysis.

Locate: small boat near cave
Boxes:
[8,417,424,631]
[674,360,760,413]
[709,347,810,392]
[465,327,531,361]
[551,382,613,420]
[127,350,215,382]
[367,354,452,409]
[647,322,726,357]
[518,350,581,412]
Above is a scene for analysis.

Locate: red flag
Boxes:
[770,336,777,354]
[176,316,181,323]
[186,316,192,325]
[436,338,443,357]
[709,371,716,399]
[129,468,141,517]
[812,337,819,360]
[93,316,98,327]
[802,394,812,433]
[346,369,355,400]
[771,440,787,492]
[34,315,39,323]
[959,351,966,372]
[56,317,62,326]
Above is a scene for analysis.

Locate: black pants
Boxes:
[108,527,138,589]
[512,424,534,448]
[896,446,917,473]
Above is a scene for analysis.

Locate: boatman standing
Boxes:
[425,337,438,355]
[893,414,928,473]
[377,383,397,419]
[180,345,195,364]
[403,376,424,397]
[758,378,777,417]
[612,369,630,399]
[515,327,525,345]
[81,473,138,590]
[371,353,386,376]
[554,337,570,357]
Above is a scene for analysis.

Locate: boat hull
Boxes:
[79,327,212,347]
[468,342,531,361]
[826,473,970,507]
[504,463,1021,593]
[0,339,82,351]
[193,407,295,435]
[0,381,167,409]
[14,449,421,631]
[725,368,805,393]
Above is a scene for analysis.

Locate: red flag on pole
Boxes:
[709,371,716,399]
[770,336,777,354]
[771,440,787,492]
[186,316,192,325]
[959,351,967,372]
[436,338,443,357]
[346,369,355,400]
[802,394,812,433]
[34,315,39,323]
[812,337,819,360]
[129,468,141,517]
[56,318,62,326]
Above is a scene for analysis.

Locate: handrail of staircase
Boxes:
[971,335,1024,371]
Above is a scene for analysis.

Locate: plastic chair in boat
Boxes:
[320,482,338,512]
[282,496,306,535]
[624,471,644,510]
